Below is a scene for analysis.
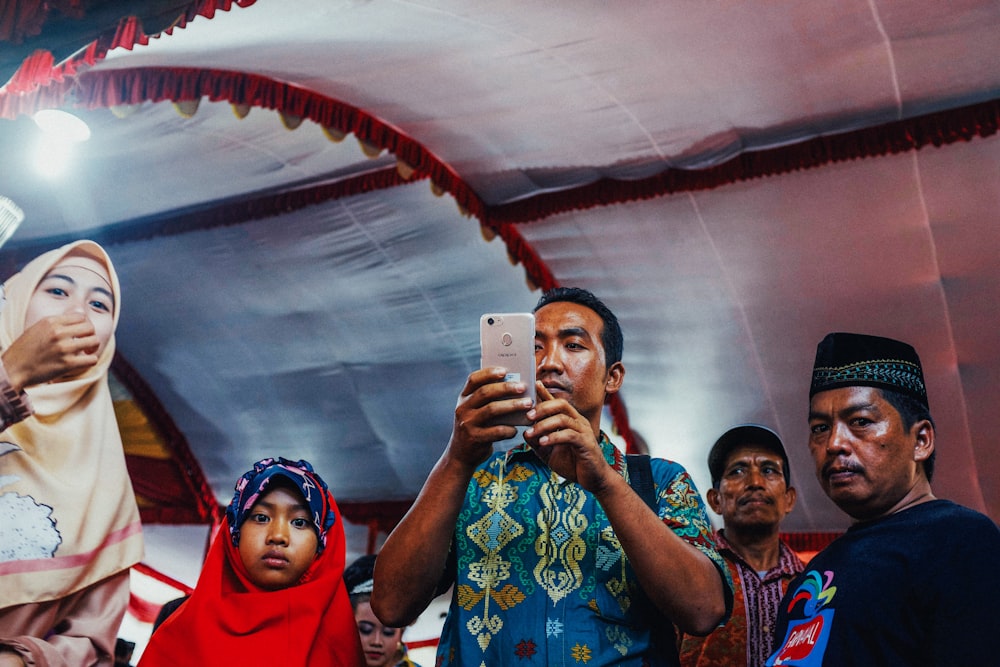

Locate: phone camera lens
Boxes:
[487,317,495,325]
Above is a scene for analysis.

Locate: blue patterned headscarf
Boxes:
[226,457,335,553]
[810,332,928,408]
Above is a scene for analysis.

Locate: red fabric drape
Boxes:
[113,354,221,526]
[2,0,256,90]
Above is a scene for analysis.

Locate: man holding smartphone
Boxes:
[373,287,731,667]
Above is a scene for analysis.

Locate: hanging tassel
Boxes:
[358,138,383,158]
[173,99,200,117]
[323,126,348,142]
[396,159,416,180]
[110,104,141,118]
[280,112,303,130]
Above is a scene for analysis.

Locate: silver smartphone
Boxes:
[480,312,536,426]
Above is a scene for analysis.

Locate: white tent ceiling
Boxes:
[2,0,999,584]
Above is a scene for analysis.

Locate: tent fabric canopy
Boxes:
[1,0,998,581]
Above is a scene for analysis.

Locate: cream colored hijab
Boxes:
[0,240,143,609]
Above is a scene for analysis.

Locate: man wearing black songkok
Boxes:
[766,332,1000,666]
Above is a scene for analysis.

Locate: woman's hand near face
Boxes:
[2,313,101,390]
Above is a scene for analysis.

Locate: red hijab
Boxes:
[139,466,363,666]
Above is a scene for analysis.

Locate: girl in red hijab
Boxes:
[139,457,364,667]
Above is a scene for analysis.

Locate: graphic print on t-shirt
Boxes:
[766,570,836,666]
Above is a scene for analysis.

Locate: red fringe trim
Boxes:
[1,0,256,92]
[607,394,637,455]
[483,98,1000,225]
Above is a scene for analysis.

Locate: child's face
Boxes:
[354,600,403,667]
[237,484,319,590]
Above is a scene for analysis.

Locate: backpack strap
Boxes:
[625,453,657,513]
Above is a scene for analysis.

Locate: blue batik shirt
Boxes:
[436,433,729,667]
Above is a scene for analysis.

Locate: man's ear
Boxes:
[783,485,798,516]
[706,487,722,515]
[912,419,935,465]
[604,361,625,395]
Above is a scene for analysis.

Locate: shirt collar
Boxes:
[715,529,805,579]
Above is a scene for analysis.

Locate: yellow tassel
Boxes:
[173,99,200,118]
[110,104,141,118]
[280,112,304,130]
[323,126,348,142]
[396,159,415,180]
[358,138,383,158]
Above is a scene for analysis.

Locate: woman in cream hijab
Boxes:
[0,241,143,667]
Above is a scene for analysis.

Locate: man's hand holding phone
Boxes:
[524,381,610,492]
[448,367,534,468]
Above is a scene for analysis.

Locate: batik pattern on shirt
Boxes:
[437,433,727,667]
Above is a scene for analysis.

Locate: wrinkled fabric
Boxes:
[0,571,128,667]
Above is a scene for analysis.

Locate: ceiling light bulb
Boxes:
[32,109,91,142]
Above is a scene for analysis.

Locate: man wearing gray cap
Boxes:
[680,425,803,667]
[766,332,1000,666]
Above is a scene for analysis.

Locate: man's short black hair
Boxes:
[879,387,936,482]
[534,287,623,367]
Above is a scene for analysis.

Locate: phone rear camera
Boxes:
[487,317,495,325]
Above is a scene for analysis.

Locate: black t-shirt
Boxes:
[766,499,1000,666]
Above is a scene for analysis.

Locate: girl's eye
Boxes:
[46,287,68,297]
[358,622,375,636]
[291,517,310,528]
[250,513,269,523]
[90,299,111,313]
[382,627,399,638]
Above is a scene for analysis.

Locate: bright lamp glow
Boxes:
[32,109,91,142]
[32,135,75,178]
[30,110,91,178]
